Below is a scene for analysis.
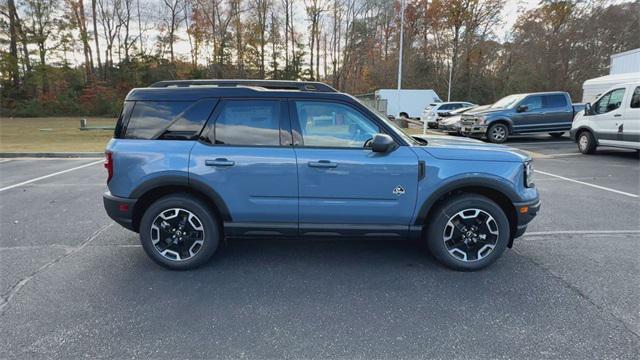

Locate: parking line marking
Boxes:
[525,230,640,236]
[535,170,638,198]
[0,159,103,193]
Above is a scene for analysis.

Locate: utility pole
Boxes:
[397,0,405,90]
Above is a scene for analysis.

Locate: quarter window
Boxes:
[126,101,191,139]
[214,100,281,146]
[295,101,379,148]
[631,87,640,109]
[594,88,625,114]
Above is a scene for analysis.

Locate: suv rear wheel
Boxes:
[577,130,597,154]
[139,194,220,270]
[486,123,508,143]
[425,194,510,271]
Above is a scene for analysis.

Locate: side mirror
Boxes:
[516,105,528,113]
[371,133,396,153]
[584,103,592,116]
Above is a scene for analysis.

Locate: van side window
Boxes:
[214,100,281,146]
[594,88,625,114]
[631,87,640,109]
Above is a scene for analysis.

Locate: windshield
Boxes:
[491,95,523,109]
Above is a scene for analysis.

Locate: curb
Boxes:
[0,152,103,158]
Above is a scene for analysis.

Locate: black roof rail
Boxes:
[149,79,338,92]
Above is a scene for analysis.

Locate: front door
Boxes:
[512,95,543,133]
[189,99,298,236]
[290,100,419,237]
[589,87,627,145]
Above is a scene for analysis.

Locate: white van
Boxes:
[374,89,442,118]
[570,82,640,154]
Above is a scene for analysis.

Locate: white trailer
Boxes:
[375,89,442,118]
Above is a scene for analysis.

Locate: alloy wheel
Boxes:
[150,208,205,261]
[490,126,506,141]
[443,208,499,262]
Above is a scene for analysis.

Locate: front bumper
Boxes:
[103,191,138,231]
[438,123,461,132]
[460,124,487,135]
[513,198,541,238]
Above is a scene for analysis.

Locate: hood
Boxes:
[441,115,462,125]
[464,105,509,116]
[412,135,530,162]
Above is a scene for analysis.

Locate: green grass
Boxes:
[0,117,116,152]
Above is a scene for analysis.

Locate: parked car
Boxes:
[570,82,640,154]
[103,79,540,272]
[421,102,476,129]
[437,105,488,135]
[375,89,442,118]
[460,92,584,143]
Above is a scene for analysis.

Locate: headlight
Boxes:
[524,161,534,187]
[476,116,485,125]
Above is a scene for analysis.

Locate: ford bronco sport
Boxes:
[103,80,540,271]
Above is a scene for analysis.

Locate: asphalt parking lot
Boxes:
[1,135,638,359]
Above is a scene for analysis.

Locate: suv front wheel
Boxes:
[139,194,220,270]
[426,194,510,271]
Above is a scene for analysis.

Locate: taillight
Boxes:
[104,151,113,183]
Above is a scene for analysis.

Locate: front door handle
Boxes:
[613,114,622,117]
[205,158,235,167]
[308,160,338,168]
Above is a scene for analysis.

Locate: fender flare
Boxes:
[571,125,599,143]
[413,176,519,226]
[129,173,231,222]
[487,118,514,133]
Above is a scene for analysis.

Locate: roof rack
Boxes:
[149,79,338,93]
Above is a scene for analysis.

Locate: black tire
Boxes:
[577,130,597,154]
[399,112,409,119]
[549,132,565,138]
[139,194,220,270]
[425,193,510,271]
[486,123,509,143]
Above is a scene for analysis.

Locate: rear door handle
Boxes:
[308,160,338,168]
[205,158,235,167]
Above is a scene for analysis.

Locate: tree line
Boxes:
[0,0,638,117]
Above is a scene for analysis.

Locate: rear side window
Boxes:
[631,87,640,108]
[214,100,281,146]
[543,95,568,108]
[124,100,216,140]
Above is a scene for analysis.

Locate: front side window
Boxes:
[543,94,568,108]
[295,101,380,148]
[519,96,543,111]
[630,87,640,109]
[214,100,280,146]
[594,88,625,114]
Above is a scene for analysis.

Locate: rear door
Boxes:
[541,94,573,131]
[189,99,298,236]
[512,95,543,132]
[290,99,419,237]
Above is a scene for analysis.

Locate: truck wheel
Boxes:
[487,123,508,143]
[139,194,220,270]
[549,132,565,138]
[577,130,597,154]
[425,193,510,271]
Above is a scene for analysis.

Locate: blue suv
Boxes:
[103,80,540,271]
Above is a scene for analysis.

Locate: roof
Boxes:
[583,72,640,86]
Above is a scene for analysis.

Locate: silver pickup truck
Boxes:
[460,91,585,143]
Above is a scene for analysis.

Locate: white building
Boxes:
[581,48,640,103]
